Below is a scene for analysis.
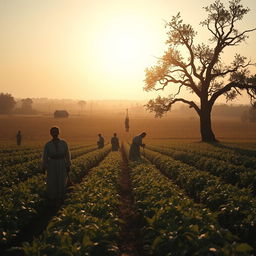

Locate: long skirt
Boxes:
[46,159,67,200]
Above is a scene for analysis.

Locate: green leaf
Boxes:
[82,235,94,247]
[152,236,163,250]
[235,243,253,252]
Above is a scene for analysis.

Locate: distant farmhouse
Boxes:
[54,110,69,118]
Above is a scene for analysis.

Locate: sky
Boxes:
[0,0,255,104]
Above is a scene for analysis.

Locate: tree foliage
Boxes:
[144,0,256,141]
[0,93,16,114]
[21,98,33,111]
[144,0,255,114]
[78,100,86,107]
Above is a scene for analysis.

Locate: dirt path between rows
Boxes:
[118,144,145,256]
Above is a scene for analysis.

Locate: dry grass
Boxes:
[0,113,255,145]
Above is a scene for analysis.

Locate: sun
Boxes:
[102,28,140,65]
[94,15,153,76]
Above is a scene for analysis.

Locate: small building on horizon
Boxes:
[54,110,69,118]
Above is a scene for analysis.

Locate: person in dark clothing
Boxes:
[129,132,146,161]
[125,109,129,132]
[97,134,104,149]
[16,130,22,146]
[111,133,120,151]
[42,126,71,208]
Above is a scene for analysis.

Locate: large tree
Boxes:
[144,0,256,142]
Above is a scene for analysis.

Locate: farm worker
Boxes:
[97,133,104,149]
[111,133,120,151]
[129,132,146,161]
[16,130,22,146]
[42,126,72,207]
[125,108,129,132]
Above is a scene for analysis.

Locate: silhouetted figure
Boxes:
[125,109,129,132]
[16,130,22,146]
[42,126,71,208]
[129,132,146,161]
[97,133,104,149]
[111,133,120,151]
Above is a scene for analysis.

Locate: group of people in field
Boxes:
[36,127,146,208]
[96,133,121,151]
[97,132,147,158]
[96,133,120,150]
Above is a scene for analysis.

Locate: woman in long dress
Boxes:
[42,126,71,207]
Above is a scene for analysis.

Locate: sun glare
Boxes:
[94,15,153,76]
[103,29,140,65]
[113,35,138,63]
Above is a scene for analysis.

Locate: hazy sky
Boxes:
[1,0,255,103]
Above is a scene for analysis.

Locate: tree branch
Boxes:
[209,81,256,106]
[169,98,200,114]
[211,60,253,79]
[145,96,200,117]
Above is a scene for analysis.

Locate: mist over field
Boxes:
[0,99,255,143]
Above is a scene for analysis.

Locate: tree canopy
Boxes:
[144,0,256,141]
[0,93,16,114]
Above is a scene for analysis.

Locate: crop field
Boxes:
[0,115,256,255]
[1,114,256,143]
[0,137,256,256]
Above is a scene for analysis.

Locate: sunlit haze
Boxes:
[1,0,255,103]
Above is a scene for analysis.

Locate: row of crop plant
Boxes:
[0,145,42,154]
[0,149,42,166]
[154,142,256,169]
[129,159,253,255]
[0,143,89,154]
[0,144,94,167]
[143,148,256,249]
[163,141,256,158]
[0,146,111,247]
[0,143,92,161]
[22,152,122,256]
[14,145,255,256]
[0,145,98,190]
[147,145,256,194]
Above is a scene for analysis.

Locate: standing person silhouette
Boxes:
[42,126,71,208]
[16,130,22,146]
[125,109,129,132]
[111,133,120,151]
[129,132,146,161]
[97,133,104,149]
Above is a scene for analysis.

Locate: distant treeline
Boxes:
[0,93,255,121]
[178,103,256,122]
[177,103,255,121]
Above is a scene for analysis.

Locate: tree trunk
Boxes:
[199,107,217,142]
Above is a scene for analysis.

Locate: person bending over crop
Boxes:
[42,126,72,208]
[129,132,146,161]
